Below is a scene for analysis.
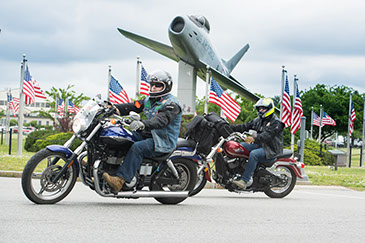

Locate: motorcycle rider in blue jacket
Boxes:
[103,70,182,192]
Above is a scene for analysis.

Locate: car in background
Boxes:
[9,126,36,135]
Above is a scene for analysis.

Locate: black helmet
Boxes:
[147,70,173,98]
[254,98,275,119]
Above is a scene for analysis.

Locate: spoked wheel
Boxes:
[150,158,197,204]
[21,148,77,204]
[264,166,296,198]
[189,168,207,197]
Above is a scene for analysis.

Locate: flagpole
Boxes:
[290,75,297,152]
[17,54,26,156]
[318,105,323,142]
[5,88,11,145]
[310,107,313,140]
[361,97,365,167]
[204,66,210,114]
[280,66,286,120]
[346,93,352,167]
[55,94,58,128]
[107,65,112,102]
[135,56,141,100]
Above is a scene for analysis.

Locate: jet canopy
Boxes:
[189,15,210,33]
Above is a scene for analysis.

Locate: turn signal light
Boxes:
[217,148,222,153]
[110,118,116,124]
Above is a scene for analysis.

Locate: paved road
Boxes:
[1,177,365,242]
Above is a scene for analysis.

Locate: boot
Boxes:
[232,179,248,190]
[102,172,125,192]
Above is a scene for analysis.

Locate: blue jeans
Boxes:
[240,143,275,182]
[116,132,165,183]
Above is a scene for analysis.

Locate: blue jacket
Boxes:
[115,94,182,153]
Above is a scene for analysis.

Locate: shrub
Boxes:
[25,129,58,152]
[303,139,334,166]
[34,132,82,152]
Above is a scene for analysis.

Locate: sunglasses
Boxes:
[151,82,164,88]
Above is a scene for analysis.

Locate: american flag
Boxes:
[68,100,80,114]
[349,102,356,136]
[322,111,336,126]
[33,79,47,99]
[290,84,303,134]
[208,78,241,122]
[312,112,323,127]
[109,75,131,104]
[281,75,291,128]
[9,94,19,114]
[140,65,150,96]
[23,65,35,105]
[58,98,64,116]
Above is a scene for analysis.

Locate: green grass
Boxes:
[0,134,34,171]
[305,166,365,191]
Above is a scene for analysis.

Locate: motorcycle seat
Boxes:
[145,152,172,162]
[274,149,293,159]
[176,138,197,149]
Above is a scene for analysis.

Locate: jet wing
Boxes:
[117,28,180,62]
[198,61,280,114]
[198,61,260,103]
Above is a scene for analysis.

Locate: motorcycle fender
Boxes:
[205,165,212,182]
[46,145,80,175]
[169,147,203,161]
[275,161,303,179]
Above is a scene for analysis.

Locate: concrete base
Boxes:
[177,61,197,115]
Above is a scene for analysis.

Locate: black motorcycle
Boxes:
[21,97,197,205]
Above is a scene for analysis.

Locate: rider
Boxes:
[231,98,284,190]
[103,70,182,192]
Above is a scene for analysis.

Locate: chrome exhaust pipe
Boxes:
[93,160,188,198]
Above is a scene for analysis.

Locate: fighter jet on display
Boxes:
[117,15,261,103]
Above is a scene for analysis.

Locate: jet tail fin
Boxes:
[223,44,250,74]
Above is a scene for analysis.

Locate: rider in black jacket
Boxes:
[231,98,284,190]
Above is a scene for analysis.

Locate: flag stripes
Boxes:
[282,76,291,128]
[109,75,131,104]
[208,78,241,122]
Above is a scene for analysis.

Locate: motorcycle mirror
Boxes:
[129,111,141,121]
[94,94,102,104]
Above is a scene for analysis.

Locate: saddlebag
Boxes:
[184,112,233,155]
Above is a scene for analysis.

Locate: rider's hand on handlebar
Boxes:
[106,103,120,115]
[244,136,255,144]
[130,121,145,131]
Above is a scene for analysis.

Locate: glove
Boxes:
[244,136,255,144]
[130,121,145,131]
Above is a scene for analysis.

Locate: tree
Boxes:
[301,84,364,141]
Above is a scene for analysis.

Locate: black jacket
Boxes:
[231,114,284,159]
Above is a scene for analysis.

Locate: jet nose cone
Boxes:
[170,16,185,34]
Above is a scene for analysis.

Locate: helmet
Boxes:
[147,70,173,98]
[254,98,275,119]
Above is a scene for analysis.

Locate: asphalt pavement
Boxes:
[1,177,364,242]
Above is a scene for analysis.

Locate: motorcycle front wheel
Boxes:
[264,165,296,198]
[21,148,78,204]
[150,158,197,204]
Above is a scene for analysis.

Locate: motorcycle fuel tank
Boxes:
[223,140,249,158]
[100,126,136,145]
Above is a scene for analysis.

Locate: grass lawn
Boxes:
[305,166,365,191]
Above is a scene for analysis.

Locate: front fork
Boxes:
[51,124,102,183]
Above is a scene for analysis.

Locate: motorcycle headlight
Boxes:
[72,118,84,133]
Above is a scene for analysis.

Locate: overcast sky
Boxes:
[1,0,365,102]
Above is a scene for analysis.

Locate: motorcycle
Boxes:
[21,97,197,205]
[173,131,304,198]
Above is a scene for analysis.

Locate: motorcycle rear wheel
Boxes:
[264,166,296,198]
[21,148,77,204]
[150,158,197,204]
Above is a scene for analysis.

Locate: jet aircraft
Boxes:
[117,15,261,104]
